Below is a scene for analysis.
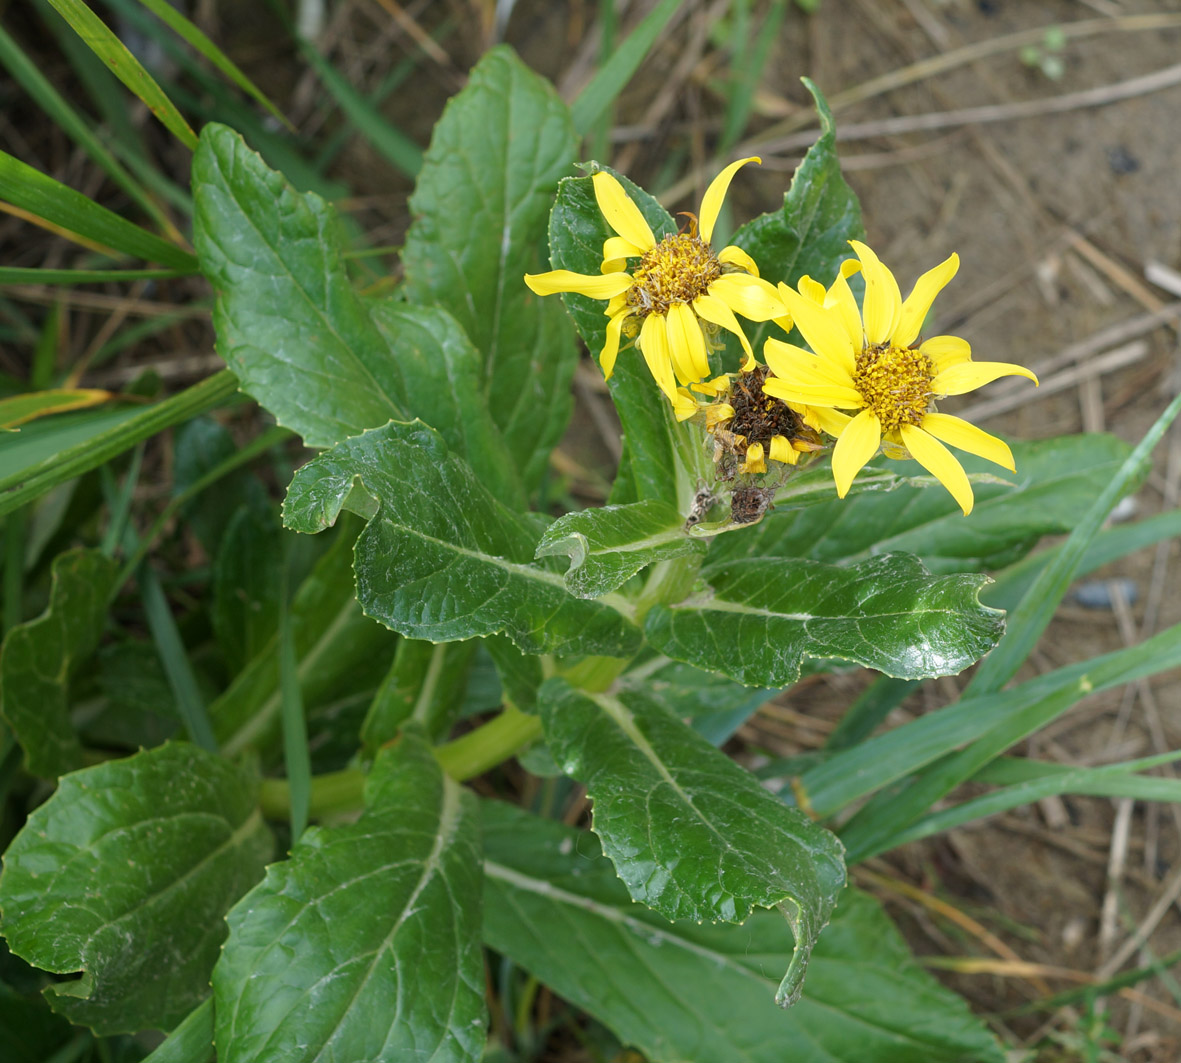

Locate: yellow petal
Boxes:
[921,412,1015,471]
[776,283,856,373]
[593,171,656,251]
[894,252,959,348]
[665,303,711,383]
[740,440,766,474]
[831,409,881,497]
[706,402,735,427]
[762,376,865,410]
[693,292,754,370]
[826,259,864,353]
[763,338,856,390]
[718,244,759,276]
[699,156,760,245]
[709,274,786,322]
[599,311,628,380]
[525,269,634,299]
[931,361,1039,396]
[638,312,678,400]
[768,435,799,465]
[798,275,827,305]
[920,335,972,371]
[602,235,644,262]
[806,405,853,437]
[673,388,700,421]
[849,240,902,345]
[899,424,974,515]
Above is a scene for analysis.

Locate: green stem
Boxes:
[435,702,542,780]
[259,767,364,821]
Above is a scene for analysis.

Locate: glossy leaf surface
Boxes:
[0,744,271,1033]
[646,553,1003,687]
[402,46,579,489]
[483,803,1003,1062]
[536,499,704,598]
[539,680,845,1005]
[214,729,485,1063]
[283,420,640,658]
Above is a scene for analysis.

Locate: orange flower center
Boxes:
[853,343,934,431]
[627,233,721,317]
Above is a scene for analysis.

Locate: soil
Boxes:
[6,0,1181,1058]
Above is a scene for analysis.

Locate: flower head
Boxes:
[525,159,787,417]
[762,241,1039,514]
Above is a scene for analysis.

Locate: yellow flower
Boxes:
[762,241,1039,515]
[525,159,787,416]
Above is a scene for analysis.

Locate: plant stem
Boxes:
[435,702,542,780]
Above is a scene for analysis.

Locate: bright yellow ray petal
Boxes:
[592,171,656,251]
[763,338,856,389]
[831,409,881,497]
[599,311,628,380]
[762,376,865,410]
[768,435,799,465]
[740,440,766,474]
[825,261,864,352]
[921,412,1015,471]
[525,269,634,299]
[849,240,902,345]
[601,235,645,270]
[706,402,735,427]
[699,156,760,244]
[798,275,827,305]
[673,388,699,421]
[899,424,974,515]
[718,244,759,276]
[693,293,754,370]
[776,283,856,372]
[894,252,958,348]
[931,360,1039,396]
[665,303,711,383]
[920,335,972,370]
[709,274,786,322]
[639,312,678,400]
[806,405,853,436]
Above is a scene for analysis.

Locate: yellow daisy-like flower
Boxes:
[524,159,787,417]
[762,241,1039,515]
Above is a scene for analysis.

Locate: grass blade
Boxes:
[131,0,293,131]
[139,998,213,1063]
[0,21,176,234]
[0,267,187,286]
[279,559,310,841]
[43,0,198,149]
[0,149,198,270]
[571,0,683,136]
[824,675,916,752]
[0,388,115,429]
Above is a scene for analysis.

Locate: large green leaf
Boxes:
[282,420,641,658]
[548,170,683,509]
[193,124,520,503]
[710,434,1135,574]
[402,46,579,490]
[539,680,845,1005]
[645,553,1003,687]
[0,743,271,1033]
[213,728,485,1063]
[211,505,282,675]
[0,548,116,777]
[536,499,705,598]
[731,78,864,351]
[482,803,1003,1062]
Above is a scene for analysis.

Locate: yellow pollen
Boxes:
[853,343,934,431]
[627,234,722,317]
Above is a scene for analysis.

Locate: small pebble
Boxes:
[1072,578,1138,609]
[1108,495,1139,523]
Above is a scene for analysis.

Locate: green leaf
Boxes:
[0,371,237,518]
[213,728,486,1063]
[0,548,116,776]
[645,553,1003,688]
[731,78,863,350]
[139,999,213,1063]
[536,499,705,598]
[282,420,641,658]
[212,506,282,675]
[0,388,115,428]
[483,633,545,713]
[538,679,845,1005]
[0,743,271,1033]
[547,169,689,508]
[43,0,198,149]
[483,802,1003,1061]
[362,638,476,753]
[0,148,197,270]
[402,46,579,490]
[711,434,1136,574]
[0,267,185,285]
[0,981,74,1063]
